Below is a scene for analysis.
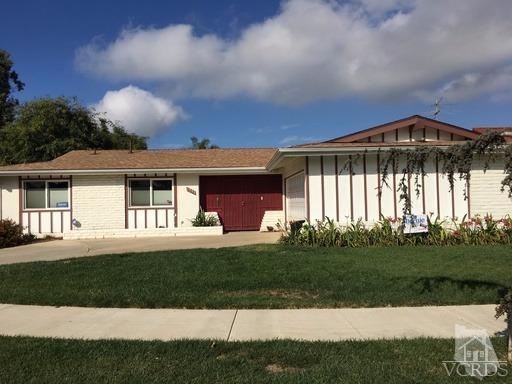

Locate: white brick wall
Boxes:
[0,176,19,223]
[260,210,284,231]
[471,159,512,218]
[63,225,223,239]
[72,175,126,231]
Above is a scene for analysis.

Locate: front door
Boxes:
[200,175,282,231]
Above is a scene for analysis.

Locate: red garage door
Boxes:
[200,175,283,231]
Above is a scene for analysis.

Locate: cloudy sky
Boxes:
[2,0,512,147]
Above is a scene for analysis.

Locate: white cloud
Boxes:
[77,0,512,105]
[280,135,318,144]
[357,0,416,15]
[92,86,186,137]
[280,123,300,130]
[439,66,512,102]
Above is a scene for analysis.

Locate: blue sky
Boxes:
[1,0,512,148]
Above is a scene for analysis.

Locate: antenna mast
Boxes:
[432,96,443,120]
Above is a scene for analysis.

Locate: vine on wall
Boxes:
[373,131,511,216]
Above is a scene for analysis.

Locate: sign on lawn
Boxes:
[403,214,428,234]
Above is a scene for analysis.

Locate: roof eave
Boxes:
[0,166,271,176]
[266,144,458,170]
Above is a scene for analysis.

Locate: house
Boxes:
[0,115,511,239]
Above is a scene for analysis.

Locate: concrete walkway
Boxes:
[0,231,281,265]
[0,304,504,342]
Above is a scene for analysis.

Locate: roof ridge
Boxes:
[69,147,277,152]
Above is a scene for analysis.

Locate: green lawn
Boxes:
[0,336,508,383]
[0,244,510,308]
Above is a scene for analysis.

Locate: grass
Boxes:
[0,336,509,383]
[0,244,510,308]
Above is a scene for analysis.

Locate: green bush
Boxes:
[0,219,35,248]
[280,214,512,247]
[191,209,219,227]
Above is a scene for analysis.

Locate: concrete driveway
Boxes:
[0,231,281,265]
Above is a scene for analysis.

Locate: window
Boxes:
[48,182,69,208]
[129,178,173,207]
[25,181,46,209]
[152,180,173,206]
[285,172,305,222]
[24,180,69,210]
[130,180,151,206]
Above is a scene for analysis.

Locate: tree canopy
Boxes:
[190,136,219,149]
[0,50,24,128]
[0,97,146,164]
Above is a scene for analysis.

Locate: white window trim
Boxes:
[23,180,71,211]
[128,177,174,208]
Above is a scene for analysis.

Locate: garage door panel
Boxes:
[200,175,282,231]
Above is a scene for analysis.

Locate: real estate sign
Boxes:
[403,214,428,234]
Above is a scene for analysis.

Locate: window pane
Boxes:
[152,180,173,206]
[25,181,46,209]
[130,180,150,206]
[48,182,69,208]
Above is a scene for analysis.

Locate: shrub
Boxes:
[279,214,512,247]
[0,219,35,248]
[191,209,219,227]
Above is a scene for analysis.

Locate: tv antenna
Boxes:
[432,96,443,120]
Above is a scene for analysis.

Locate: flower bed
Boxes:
[279,215,512,247]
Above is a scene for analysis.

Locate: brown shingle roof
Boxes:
[0,148,277,172]
[473,127,512,142]
[473,127,512,132]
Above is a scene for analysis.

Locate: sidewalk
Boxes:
[0,231,281,265]
[0,304,504,341]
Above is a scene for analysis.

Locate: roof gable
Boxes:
[324,115,478,144]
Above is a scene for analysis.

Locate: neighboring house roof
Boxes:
[473,127,512,142]
[473,127,512,133]
[0,148,277,174]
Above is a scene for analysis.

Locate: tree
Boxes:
[96,118,147,151]
[496,288,512,362]
[0,97,146,164]
[0,50,24,128]
[190,136,219,149]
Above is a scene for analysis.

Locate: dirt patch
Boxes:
[223,289,320,300]
[265,363,305,374]
[216,351,249,361]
